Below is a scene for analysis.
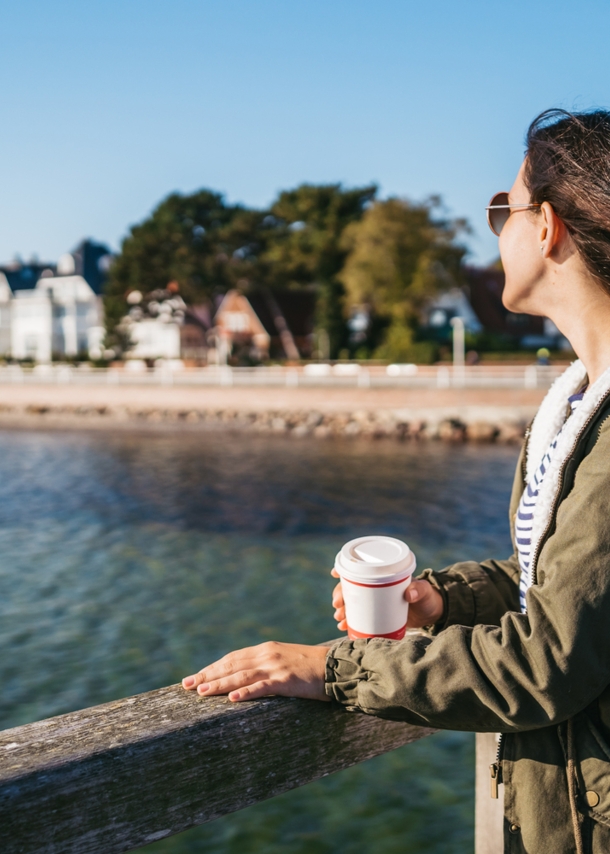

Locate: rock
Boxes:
[8,400,519,446]
[330,416,349,431]
[419,421,439,440]
[395,422,410,440]
[438,419,467,442]
[498,422,526,443]
[407,420,426,439]
[343,421,361,437]
[305,412,324,428]
[466,421,499,442]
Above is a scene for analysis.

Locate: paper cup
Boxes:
[334,535,416,640]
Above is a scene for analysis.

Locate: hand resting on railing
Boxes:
[182,572,443,704]
[182,642,330,702]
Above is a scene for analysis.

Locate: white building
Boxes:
[128,318,181,360]
[120,289,186,361]
[0,274,13,356]
[426,288,483,334]
[11,275,103,363]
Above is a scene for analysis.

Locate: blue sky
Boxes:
[1,0,610,266]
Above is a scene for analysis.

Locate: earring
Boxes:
[540,245,544,254]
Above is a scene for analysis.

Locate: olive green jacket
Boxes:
[325,364,610,853]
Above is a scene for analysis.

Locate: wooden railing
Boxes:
[0,684,503,854]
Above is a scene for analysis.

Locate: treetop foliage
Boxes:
[339,196,468,322]
[104,182,469,360]
[263,184,377,288]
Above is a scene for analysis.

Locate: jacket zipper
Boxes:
[489,390,610,800]
[490,734,505,798]
[521,423,531,483]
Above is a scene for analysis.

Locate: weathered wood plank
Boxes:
[0,683,436,854]
[475,732,504,854]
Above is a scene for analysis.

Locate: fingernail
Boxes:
[183,677,195,688]
[229,691,241,701]
[197,683,210,694]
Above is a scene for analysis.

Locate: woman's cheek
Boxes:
[500,229,539,313]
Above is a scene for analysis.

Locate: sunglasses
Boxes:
[486,192,541,236]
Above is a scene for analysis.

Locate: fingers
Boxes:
[331,581,343,608]
[182,672,205,690]
[405,580,424,602]
[193,668,265,698]
[331,578,345,627]
[182,641,289,693]
[182,646,263,690]
[228,680,274,702]
[404,579,444,628]
[330,567,339,578]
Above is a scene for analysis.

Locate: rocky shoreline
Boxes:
[0,403,528,442]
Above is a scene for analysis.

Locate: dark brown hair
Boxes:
[524,108,610,293]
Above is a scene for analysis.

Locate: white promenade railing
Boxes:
[0,362,565,390]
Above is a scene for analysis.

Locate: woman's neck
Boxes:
[545,277,610,386]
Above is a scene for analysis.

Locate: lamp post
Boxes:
[450,316,465,386]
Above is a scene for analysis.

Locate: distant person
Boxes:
[536,346,551,365]
[465,349,480,366]
[183,109,610,853]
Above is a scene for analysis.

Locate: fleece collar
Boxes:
[526,359,610,570]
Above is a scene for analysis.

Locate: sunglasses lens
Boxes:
[488,192,510,236]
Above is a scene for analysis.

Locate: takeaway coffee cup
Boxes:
[334,535,416,640]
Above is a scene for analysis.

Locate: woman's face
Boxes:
[499,160,546,314]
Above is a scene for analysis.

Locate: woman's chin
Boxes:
[501,286,541,316]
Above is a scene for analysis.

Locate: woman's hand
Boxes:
[182,641,330,703]
[331,569,444,630]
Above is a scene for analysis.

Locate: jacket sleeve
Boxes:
[418,441,525,629]
[419,552,521,631]
[325,421,610,733]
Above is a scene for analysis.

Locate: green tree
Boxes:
[338,197,468,361]
[104,190,269,350]
[104,183,376,358]
[261,183,377,357]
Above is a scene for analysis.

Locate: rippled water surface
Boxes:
[0,430,520,853]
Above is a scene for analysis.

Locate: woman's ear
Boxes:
[539,201,567,259]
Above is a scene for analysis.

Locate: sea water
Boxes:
[0,429,519,854]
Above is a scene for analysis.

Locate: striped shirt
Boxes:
[517,391,585,612]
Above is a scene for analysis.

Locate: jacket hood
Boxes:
[526,359,610,585]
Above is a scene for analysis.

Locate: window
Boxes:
[224,311,250,332]
[25,336,38,357]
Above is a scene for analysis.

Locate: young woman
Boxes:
[183,109,610,853]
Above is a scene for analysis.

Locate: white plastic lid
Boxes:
[335,535,416,583]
